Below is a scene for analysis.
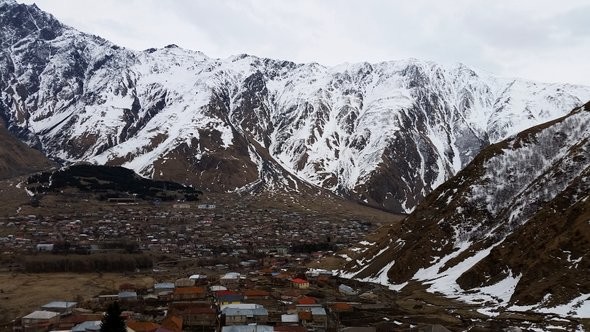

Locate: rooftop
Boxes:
[22,310,60,320]
[42,301,77,309]
[221,326,273,332]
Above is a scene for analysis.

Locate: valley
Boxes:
[0,174,588,331]
[1,0,590,331]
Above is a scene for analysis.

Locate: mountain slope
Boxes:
[2,0,590,212]
[342,101,590,317]
[0,118,54,179]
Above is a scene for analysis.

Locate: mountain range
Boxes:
[1,0,590,214]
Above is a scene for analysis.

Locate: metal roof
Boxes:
[281,314,299,323]
[154,282,175,289]
[22,310,60,320]
[310,307,327,316]
[71,320,101,332]
[222,307,268,317]
[42,301,77,309]
[221,325,273,332]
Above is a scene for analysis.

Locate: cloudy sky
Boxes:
[22,0,590,85]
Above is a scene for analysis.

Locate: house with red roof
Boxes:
[291,278,309,289]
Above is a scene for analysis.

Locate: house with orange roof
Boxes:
[126,320,160,332]
[298,310,312,323]
[172,286,206,301]
[160,315,183,332]
[330,302,353,313]
[296,296,316,305]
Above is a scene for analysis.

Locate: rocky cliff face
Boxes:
[2,0,590,212]
[342,101,590,317]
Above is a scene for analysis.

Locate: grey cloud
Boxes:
[19,0,590,85]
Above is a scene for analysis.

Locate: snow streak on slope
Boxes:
[2,1,590,212]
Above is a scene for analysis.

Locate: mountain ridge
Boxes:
[341,101,590,317]
[2,0,590,212]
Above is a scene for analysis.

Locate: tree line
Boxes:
[22,253,153,273]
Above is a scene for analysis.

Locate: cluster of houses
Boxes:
[2,196,458,331]
[0,201,374,271]
[13,265,454,332]
[13,268,404,332]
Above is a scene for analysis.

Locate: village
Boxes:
[0,197,376,270]
[9,264,453,332]
[0,197,455,332]
[0,205,453,332]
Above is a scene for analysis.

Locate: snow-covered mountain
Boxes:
[342,101,590,317]
[2,0,590,212]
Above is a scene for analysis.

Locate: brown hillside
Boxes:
[0,120,55,179]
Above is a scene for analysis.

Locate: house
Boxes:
[296,305,327,331]
[189,274,208,285]
[210,285,227,292]
[220,272,241,288]
[160,315,183,332]
[41,301,77,314]
[126,320,161,332]
[221,305,268,326]
[280,313,299,325]
[175,278,195,287]
[173,306,217,328]
[36,243,54,252]
[329,302,353,313]
[296,296,316,305]
[97,294,119,304]
[71,320,101,332]
[173,286,206,301]
[297,311,312,325]
[308,307,327,331]
[243,289,270,300]
[215,290,243,305]
[118,291,138,302]
[154,282,175,294]
[22,310,60,332]
[56,313,104,330]
[291,278,309,289]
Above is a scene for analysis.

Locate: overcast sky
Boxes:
[21,0,590,85]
